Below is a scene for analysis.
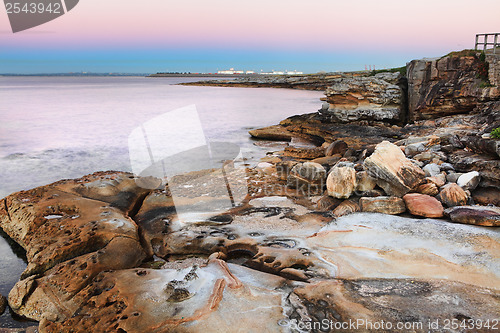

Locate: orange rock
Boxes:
[403,193,444,218]
[439,183,468,207]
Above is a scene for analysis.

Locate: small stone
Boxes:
[445,206,500,227]
[317,196,342,211]
[276,160,298,181]
[325,140,348,156]
[360,196,406,215]
[405,143,426,157]
[332,199,359,217]
[457,171,481,191]
[326,166,357,199]
[415,182,439,196]
[403,193,444,218]
[0,294,6,315]
[438,183,468,207]
[439,163,455,171]
[423,163,441,177]
[446,172,463,183]
[287,162,326,194]
[355,171,377,192]
[426,175,446,188]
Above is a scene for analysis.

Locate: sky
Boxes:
[1,0,499,74]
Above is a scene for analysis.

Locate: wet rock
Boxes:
[316,196,341,211]
[355,171,377,192]
[472,187,500,206]
[364,141,425,197]
[457,171,481,190]
[423,163,441,177]
[287,162,326,195]
[445,206,500,227]
[332,199,359,217]
[326,165,357,199]
[248,125,294,141]
[325,140,348,156]
[415,182,439,196]
[359,196,406,215]
[438,183,468,207]
[403,193,444,218]
[0,294,6,315]
[283,146,325,160]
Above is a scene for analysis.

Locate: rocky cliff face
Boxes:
[407,52,499,122]
[321,72,407,124]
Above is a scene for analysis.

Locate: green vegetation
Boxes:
[441,49,478,59]
[478,51,491,86]
[491,127,500,139]
[369,66,407,77]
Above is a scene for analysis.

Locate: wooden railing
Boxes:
[475,33,499,54]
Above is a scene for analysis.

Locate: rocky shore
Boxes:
[0,50,499,332]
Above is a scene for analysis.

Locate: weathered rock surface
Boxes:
[283,146,325,160]
[407,52,499,122]
[332,199,359,217]
[403,193,444,218]
[325,140,348,156]
[322,73,405,124]
[1,172,500,331]
[359,196,406,215]
[445,205,500,227]
[326,165,357,199]
[457,170,481,190]
[438,183,469,207]
[364,141,425,196]
[415,182,439,196]
[472,187,500,206]
[248,125,294,141]
[355,171,377,192]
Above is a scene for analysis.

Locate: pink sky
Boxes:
[1,0,499,72]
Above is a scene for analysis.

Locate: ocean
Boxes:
[0,76,323,327]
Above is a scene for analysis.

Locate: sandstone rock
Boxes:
[326,166,357,199]
[403,193,444,218]
[283,146,325,160]
[439,162,455,171]
[449,151,499,185]
[325,140,348,156]
[404,142,426,157]
[332,199,359,217]
[316,196,342,211]
[415,182,439,196]
[364,141,425,197]
[472,187,500,206]
[423,163,441,177]
[248,125,294,141]
[0,294,6,315]
[457,171,481,190]
[323,74,404,123]
[438,183,469,207]
[359,196,406,215]
[355,171,377,192]
[445,206,500,227]
[287,162,326,194]
[311,154,341,168]
[426,175,446,187]
[407,53,497,122]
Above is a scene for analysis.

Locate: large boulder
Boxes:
[445,206,500,227]
[322,73,405,124]
[326,165,357,199]
[364,141,425,197]
[403,193,444,218]
[359,196,406,215]
[457,171,481,190]
[472,187,500,206]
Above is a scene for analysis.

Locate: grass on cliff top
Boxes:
[441,49,479,59]
[369,66,407,77]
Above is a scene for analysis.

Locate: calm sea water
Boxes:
[0,76,323,327]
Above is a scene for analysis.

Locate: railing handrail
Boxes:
[475,33,499,55]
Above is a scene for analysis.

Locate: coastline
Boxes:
[0,50,499,332]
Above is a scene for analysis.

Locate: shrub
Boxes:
[491,127,500,139]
